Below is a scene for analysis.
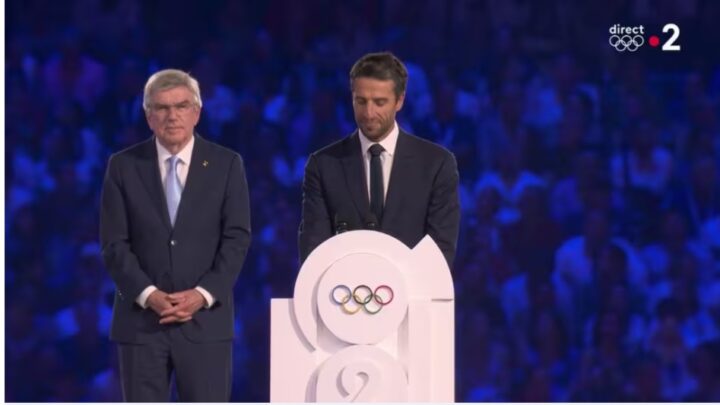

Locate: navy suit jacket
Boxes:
[100,135,251,344]
[299,129,460,267]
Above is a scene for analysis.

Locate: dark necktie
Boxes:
[369,144,385,223]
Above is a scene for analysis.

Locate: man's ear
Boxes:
[395,92,406,112]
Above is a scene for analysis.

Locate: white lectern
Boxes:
[270,230,454,402]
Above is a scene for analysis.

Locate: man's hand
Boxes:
[146,290,174,317]
[159,289,206,324]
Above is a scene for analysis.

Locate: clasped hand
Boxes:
[147,289,206,324]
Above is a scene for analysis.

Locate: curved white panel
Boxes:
[404,235,454,299]
[315,345,407,402]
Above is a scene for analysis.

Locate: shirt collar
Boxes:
[156,135,195,164]
[359,121,399,157]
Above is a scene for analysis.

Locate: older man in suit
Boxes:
[100,69,251,401]
[299,52,460,267]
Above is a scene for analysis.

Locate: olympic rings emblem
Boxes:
[331,284,394,315]
[609,34,644,52]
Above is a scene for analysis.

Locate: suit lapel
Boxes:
[340,132,371,220]
[173,135,211,230]
[383,131,416,227]
[135,138,172,231]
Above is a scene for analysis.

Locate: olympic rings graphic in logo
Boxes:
[609,34,644,52]
[331,284,394,315]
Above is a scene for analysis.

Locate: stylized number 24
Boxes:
[662,23,681,51]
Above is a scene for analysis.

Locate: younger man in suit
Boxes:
[298,52,460,267]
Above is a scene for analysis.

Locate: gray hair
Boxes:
[143,69,202,111]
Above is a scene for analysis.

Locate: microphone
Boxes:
[334,213,349,234]
[364,213,379,230]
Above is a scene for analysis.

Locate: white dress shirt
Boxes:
[358,121,399,202]
[135,136,215,309]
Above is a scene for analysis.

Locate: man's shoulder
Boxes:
[400,130,455,161]
[309,132,356,160]
[110,136,242,165]
[307,129,456,162]
[109,137,154,164]
[195,136,242,162]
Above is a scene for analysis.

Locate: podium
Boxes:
[270,230,454,402]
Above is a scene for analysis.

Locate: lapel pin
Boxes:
[202,160,209,167]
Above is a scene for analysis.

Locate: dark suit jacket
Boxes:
[100,135,251,344]
[299,129,460,267]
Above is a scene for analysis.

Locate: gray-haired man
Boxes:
[100,69,251,401]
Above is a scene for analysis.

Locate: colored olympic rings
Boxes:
[330,284,394,315]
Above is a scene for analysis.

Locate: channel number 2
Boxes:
[662,24,681,51]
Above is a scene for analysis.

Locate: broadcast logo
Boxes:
[609,24,681,52]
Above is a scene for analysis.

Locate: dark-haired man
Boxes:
[298,52,460,267]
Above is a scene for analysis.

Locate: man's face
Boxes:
[352,77,404,142]
[145,86,200,149]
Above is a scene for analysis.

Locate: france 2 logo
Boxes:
[609,24,681,52]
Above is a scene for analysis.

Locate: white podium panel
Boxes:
[270,231,454,402]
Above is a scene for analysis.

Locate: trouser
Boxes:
[117,327,232,402]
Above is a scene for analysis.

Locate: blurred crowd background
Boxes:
[6,0,720,401]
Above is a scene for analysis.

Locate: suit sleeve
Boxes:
[298,153,333,264]
[427,151,461,269]
[99,155,154,301]
[197,154,252,302]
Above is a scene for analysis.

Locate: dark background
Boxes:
[5,0,720,401]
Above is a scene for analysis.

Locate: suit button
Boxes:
[170,240,177,246]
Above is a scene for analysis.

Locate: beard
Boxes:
[359,119,393,141]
